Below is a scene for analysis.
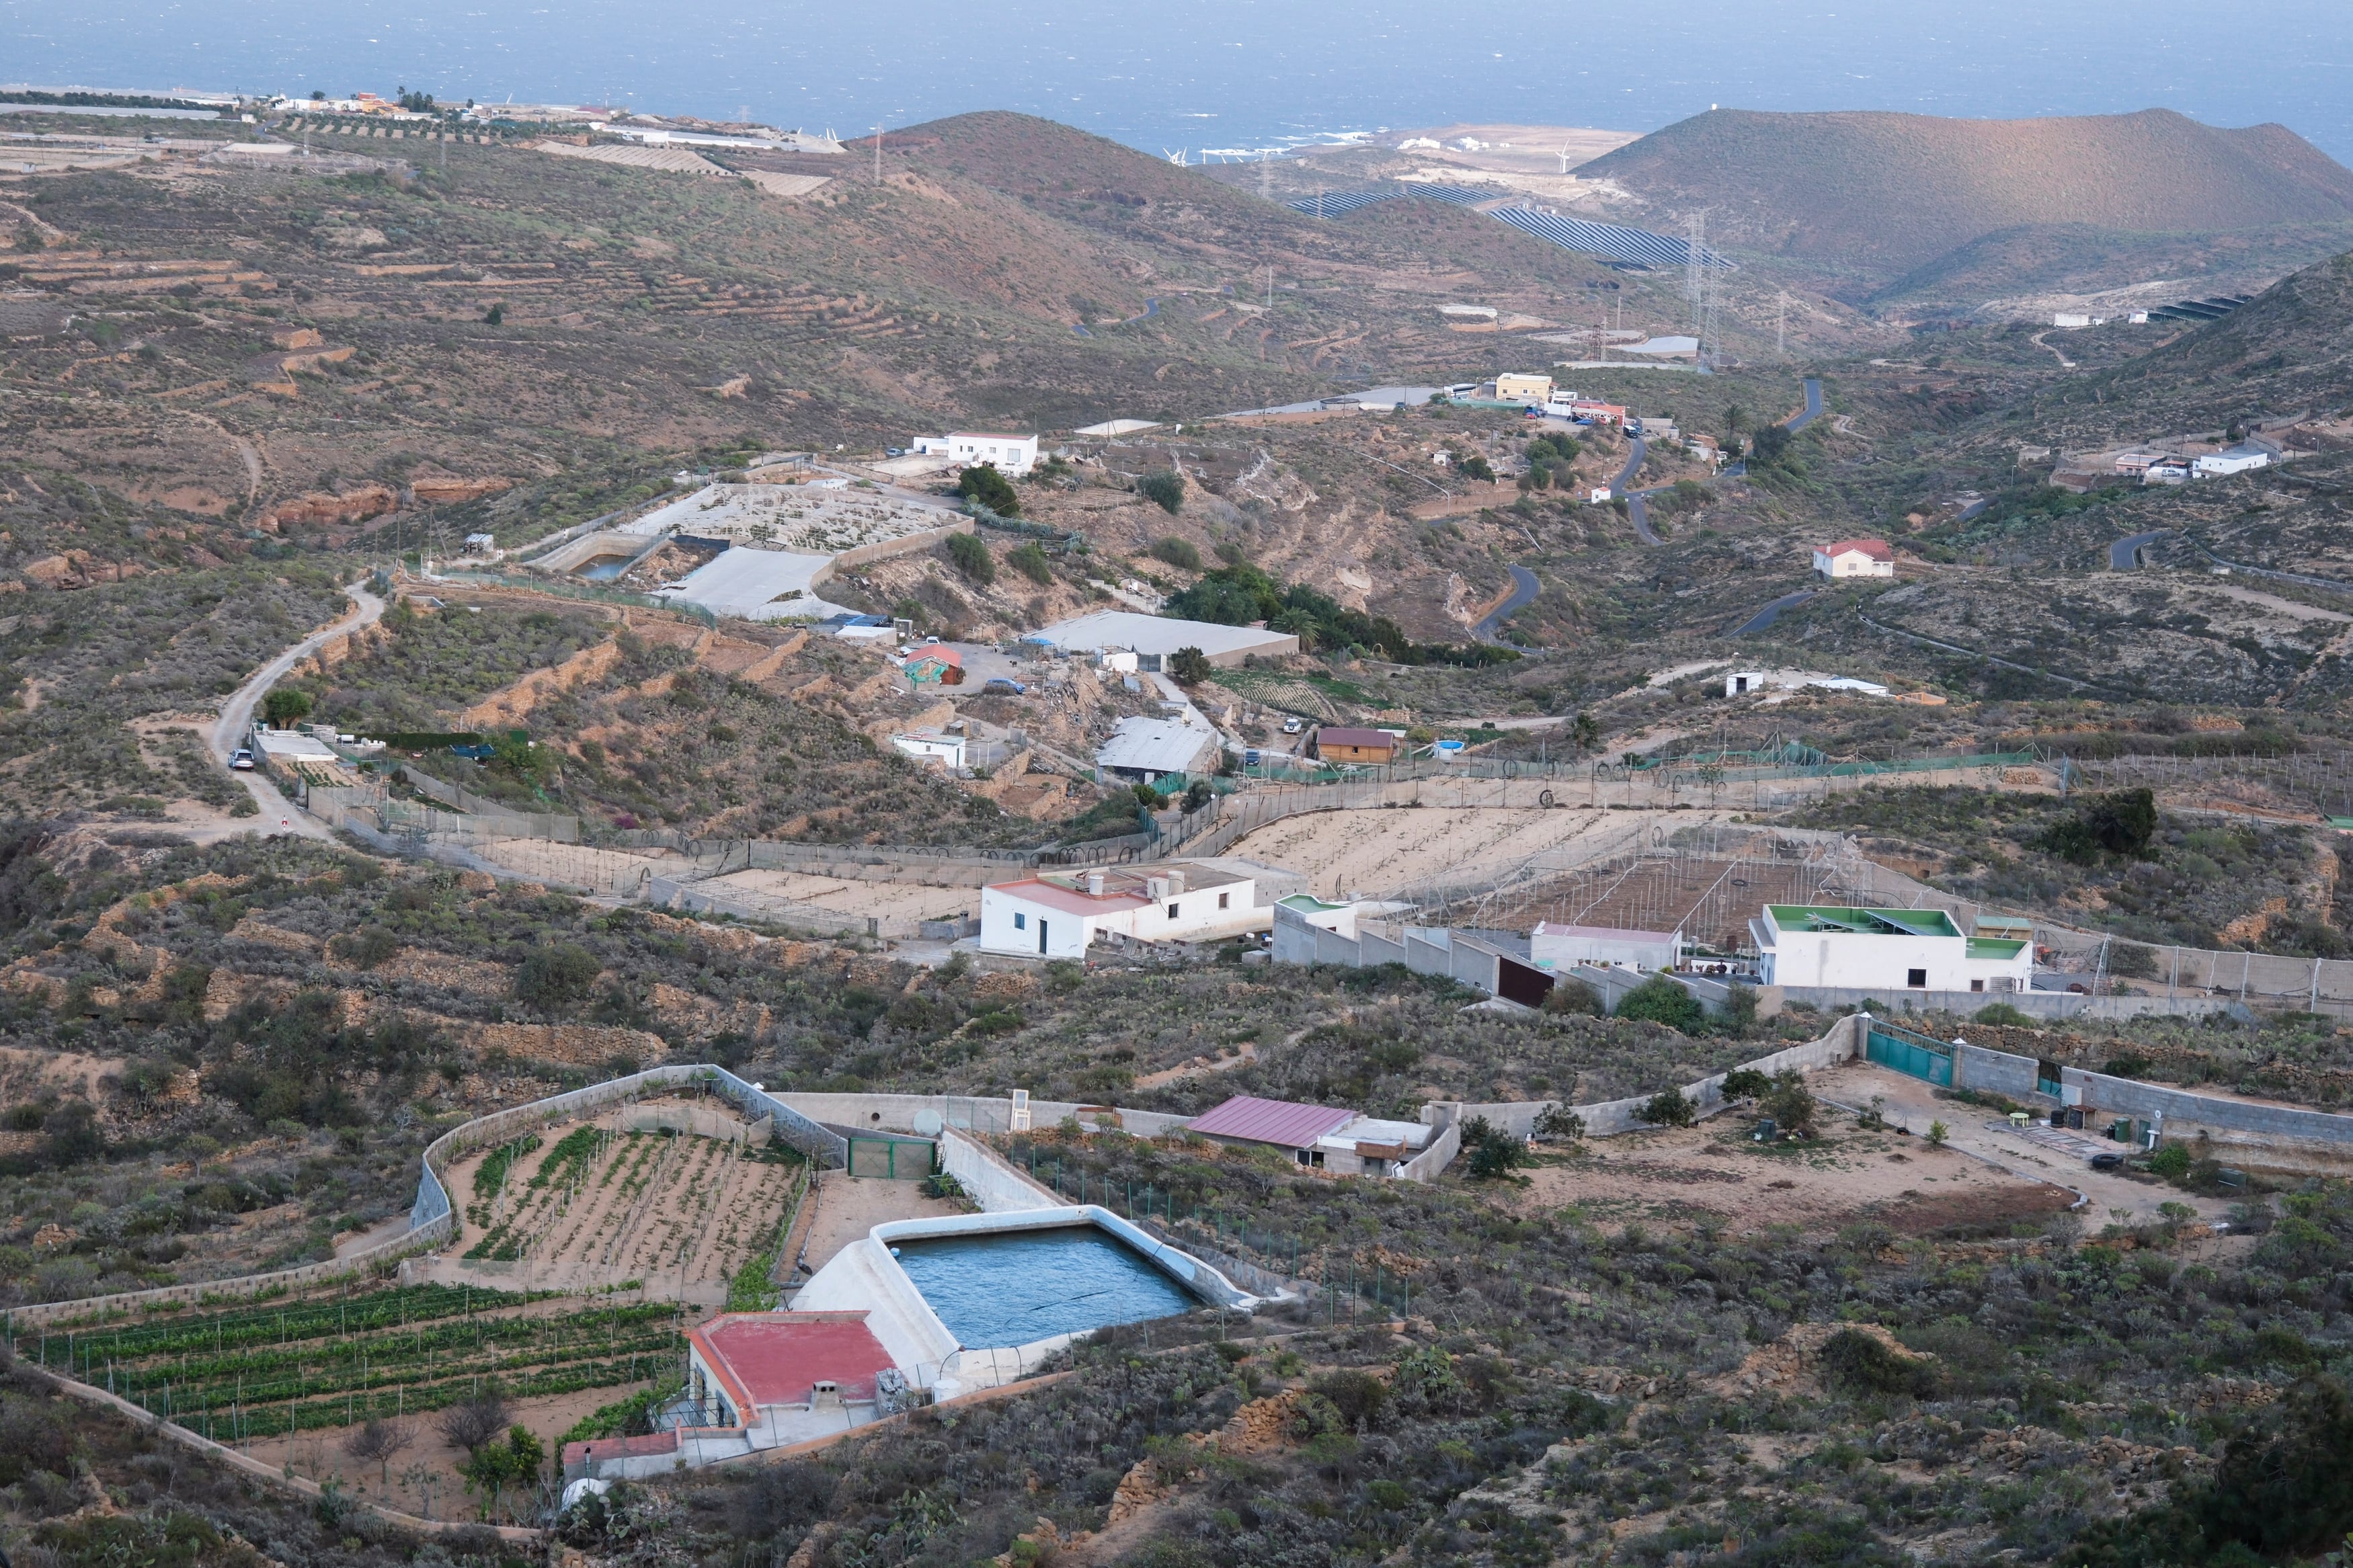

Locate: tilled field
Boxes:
[443,1108,802,1294]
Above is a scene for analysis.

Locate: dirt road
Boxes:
[210,580,385,840]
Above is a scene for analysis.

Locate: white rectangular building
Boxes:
[945,432,1039,475]
[889,732,965,769]
[981,863,1264,956]
[1094,716,1220,785]
[1530,921,1682,973]
[1812,539,1895,578]
[1751,905,2032,993]
[2193,446,2271,477]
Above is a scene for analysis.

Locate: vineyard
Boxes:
[448,1109,805,1294]
[13,1282,686,1442]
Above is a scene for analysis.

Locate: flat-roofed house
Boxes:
[1752,905,2032,993]
[946,432,1039,475]
[1493,372,1554,405]
[1529,921,1683,973]
[981,863,1263,956]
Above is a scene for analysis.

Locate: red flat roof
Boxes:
[688,1312,897,1412]
[988,877,1150,915]
[1187,1095,1357,1149]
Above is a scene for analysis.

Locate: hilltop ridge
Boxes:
[1579,107,2353,286]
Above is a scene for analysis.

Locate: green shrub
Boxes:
[1138,472,1185,515]
[1972,1001,2032,1026]
[1149,534,1200,569]
[329,925,399,969]
[1819,1328,1939,1398]
[517,943,600,1009]
[1167,646,1211,684]
[1007,541,1053,584]
[955,464,1019,515]
[1540,978,1602,1016]
[1634,1087,1696,1128]
[1616,975,1703,1032]
[945,530,996,584]
[2147,1142,2192,1180]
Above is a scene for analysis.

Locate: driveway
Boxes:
[1812,1061,2235,1227]
[210,580,385,839]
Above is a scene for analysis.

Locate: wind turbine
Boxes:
[1556,145,1573,175]
[1162,147,1188,167]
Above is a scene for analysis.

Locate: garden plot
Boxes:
[1229,806,1737,901]
[431,1102,805,1301]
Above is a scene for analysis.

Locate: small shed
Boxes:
[902,646,963,685]
[1311,727,1401,764]
[1530,921,1683,973]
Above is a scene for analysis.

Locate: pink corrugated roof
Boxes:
[1187,1095,1356,1149]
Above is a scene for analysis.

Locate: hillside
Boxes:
[1578,107,2353,284]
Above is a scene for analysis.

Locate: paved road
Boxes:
[1626,492,1661,546]
[2182,535,2353,593]
[1732,589,1817,636]
[1786,377,1825,431]
[1608,436,1646,498]
[210,581,385,840]
[2109,528,2169,571]
[1473,565,1541,642]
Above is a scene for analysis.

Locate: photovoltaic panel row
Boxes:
[1488,208,1734,271]
[1400,185,1497,208]
[1281,190,1397,217]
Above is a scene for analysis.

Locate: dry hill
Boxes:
[1579,107,2353,288]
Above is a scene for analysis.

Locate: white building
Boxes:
[945,432,1039,475]
[1530,921,1682,973]
[889,731,965,769]
[2193,446,2272,478]
[1751,905,2032,993]
[981,863,1264,956]
[1812,539,1895,579]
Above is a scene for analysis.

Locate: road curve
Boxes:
[2109,530,2168,571]
[1733,589,1817,636]
[1609,436,1647,498]
[210,581,386,839]
[1627,493,1661,546]
[1787,378,1824,431]
[1474,565,1541,643]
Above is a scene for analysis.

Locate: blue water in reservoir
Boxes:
[890,1227,1197,1350]
[577,561,627,581]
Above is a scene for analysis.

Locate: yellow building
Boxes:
[1494,372,1554,405]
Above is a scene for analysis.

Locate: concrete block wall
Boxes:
[1784,985,2241,1022]
[939,1127,1062,1212]
[1956,1041,2045,1100]
[779,1091,1191,1140]
[2061,1065,2353,1171]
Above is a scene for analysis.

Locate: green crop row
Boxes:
[530,1124,604,1191]
[114,1346,683,1442]
[12,1282,547,1360]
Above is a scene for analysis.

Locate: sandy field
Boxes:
[1224,806,1720,901]
[705,868,978,929]
[1512,1105,2074,1238]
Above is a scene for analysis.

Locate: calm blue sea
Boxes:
[5,0,2352,164]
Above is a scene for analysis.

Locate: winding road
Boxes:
[1787,377,1825,431]
[1474,565,1542,643]
[210,581,386,839]
[2109,529,2169,571]
[1607,436,1662,545]
[1732,589,1817,636]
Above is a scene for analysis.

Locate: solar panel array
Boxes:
[2149,296,2251,324]
[1488,207,1734,271]
[1400,184,1497,208]
[1281,189,1397,218]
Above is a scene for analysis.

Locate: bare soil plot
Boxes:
[1226,807,1731,900]
[422,1102,803,1299]
[1513,1112,2073,1237]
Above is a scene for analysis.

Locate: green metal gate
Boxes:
[1866,1021,1954,1087]
[848,1137,932,1180]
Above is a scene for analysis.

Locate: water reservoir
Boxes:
[577,558,629,581]
[890,1225,1197,1348]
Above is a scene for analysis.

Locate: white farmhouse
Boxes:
[945,432,1039,476]
[980,864,1264,957]
[2193,445,2272,478]
[1751,905,2032,993]
[1812,539,1895,579]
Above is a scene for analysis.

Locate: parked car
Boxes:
[982,677,1027,696]
[229,747,255,772]
[1244,749,1262,766]
[1281,716,1304,735]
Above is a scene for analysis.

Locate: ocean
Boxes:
[5,0,2351,164]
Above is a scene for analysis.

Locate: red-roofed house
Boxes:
[1812,539,1895,579]
[564,1311,902,1479]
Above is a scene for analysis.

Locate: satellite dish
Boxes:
[912,1108,945,1137]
